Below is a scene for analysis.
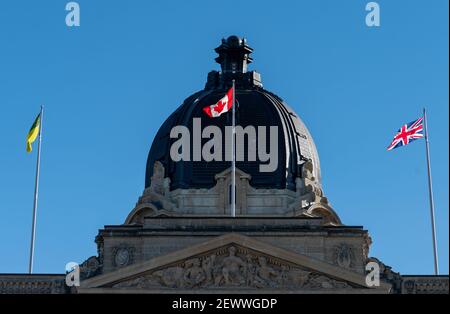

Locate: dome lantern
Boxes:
[215,35,253,74]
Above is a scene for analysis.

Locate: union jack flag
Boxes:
[387,116,424,151]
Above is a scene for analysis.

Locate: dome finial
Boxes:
[215,35,253,74]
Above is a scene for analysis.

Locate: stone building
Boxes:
[0,36,447,294]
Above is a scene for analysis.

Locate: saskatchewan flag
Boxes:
[26,113,41,153]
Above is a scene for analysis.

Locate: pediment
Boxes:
[214,167,251,180]
[80,234,390,293]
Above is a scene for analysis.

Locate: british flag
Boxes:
[387,116,424,151]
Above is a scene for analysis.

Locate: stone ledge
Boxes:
[0,274,70,294]
[102,217,364,233]
[98,218,366,237]
[401,275,449,294]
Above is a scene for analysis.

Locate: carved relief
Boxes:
[80,256,101,280]
[149,161,166,195]
[293,160,330,213]
[362,234,372,262]
[402,277,449,294]
[112,245,135,268]
[0,277,68,294]
[95,235,104,267]
[183,258,206,288]
[368,257,402,293]
[112,245,352,290]
[333,244,354,269]
[128,161,175,220]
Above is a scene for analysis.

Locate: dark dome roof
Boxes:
[145,36,321,191]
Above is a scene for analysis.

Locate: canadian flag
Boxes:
[202,87,234,118]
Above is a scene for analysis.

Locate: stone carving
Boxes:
[294,160,329,211]
[402,277,449,294]
[301,160,316,182]
[95,234,104,268]
[152,266,184,288]
[149,161,165,195]
[129,161,175,217]
[0,277,68,294]
[403,280,415,294]
[80,256,101,280]
[183,258,206,288]
[202,254,216,285]
[115,249,130,267]
[362,234,372,262]
[333,244,354,269]
[368,257,402,293]
[301,160,323,197]
[215,246,246,286]
[253,256,279,288]
[112,245,135,268]
[112,245,353,290]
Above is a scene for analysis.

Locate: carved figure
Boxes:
[183,258,206,288]
[216,246,246,286]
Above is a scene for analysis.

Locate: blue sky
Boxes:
[0,0,448,275]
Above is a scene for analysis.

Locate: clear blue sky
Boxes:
[0,0,448,275]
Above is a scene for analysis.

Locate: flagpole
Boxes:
[423,107,439,275]
[28,105,44,274]
[231,80,236,217]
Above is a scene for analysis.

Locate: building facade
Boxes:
[1,36,447,294]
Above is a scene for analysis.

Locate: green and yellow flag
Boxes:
[26,113,41,153]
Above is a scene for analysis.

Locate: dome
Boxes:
[145,36,321,192]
